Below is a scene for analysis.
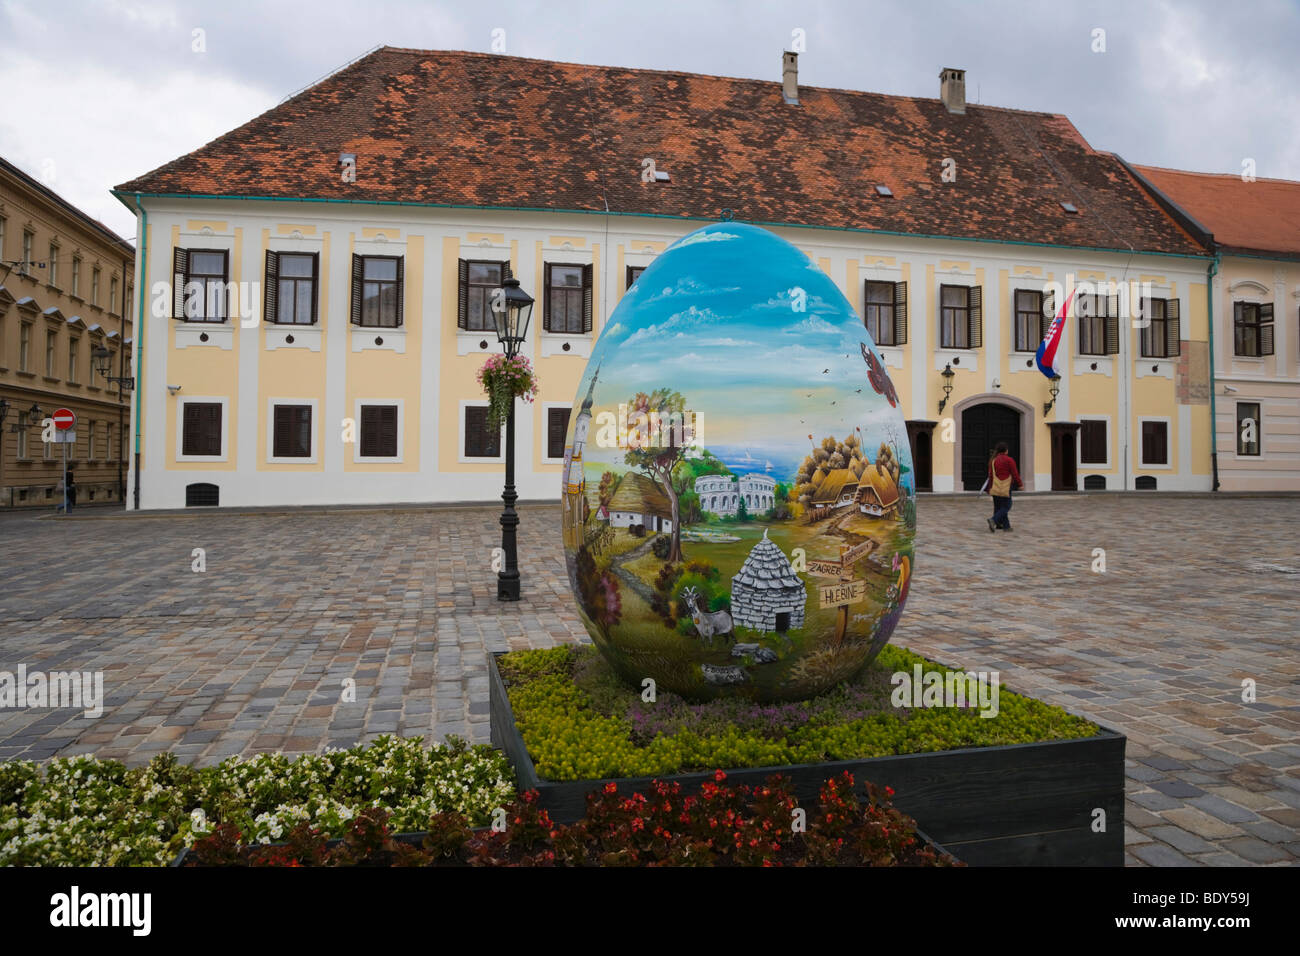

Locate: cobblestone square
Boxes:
[0,495,1296,865]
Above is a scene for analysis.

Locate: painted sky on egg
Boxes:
[579,223,907,485]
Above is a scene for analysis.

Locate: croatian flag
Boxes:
[1034,288,1078,379]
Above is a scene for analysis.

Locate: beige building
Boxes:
[0,156,135,508]
[1132,165,1300,491]
[113,49,1215,510]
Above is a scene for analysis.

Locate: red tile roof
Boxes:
[1133,165,1300,258]
[117,47,1203,256]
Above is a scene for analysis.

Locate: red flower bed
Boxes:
[185,771,960,867]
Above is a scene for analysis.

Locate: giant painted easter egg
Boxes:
[560,222,916,702]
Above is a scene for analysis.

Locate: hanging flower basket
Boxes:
[477,353,540,431]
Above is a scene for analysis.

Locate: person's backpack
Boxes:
[990,460,1012,497]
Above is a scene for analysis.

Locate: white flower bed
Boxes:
[0,736,515,866]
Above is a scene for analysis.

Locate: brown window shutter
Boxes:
[968,285,983,348]
[380,406,398,456]
[456,259,469,330]
[359,406,378,458]
[542,264,553,332]
[394,257,404,327]
[309,252,320,323]
[582,263,594,333]
[1260,303,1274,356]
[182,405,199,454]
[172,248,189,319]
[1106,294,1120,354]
[893,280,908,345]
[1165,298,1180,357]
[273,406,290,458]
[264,251,279,324]
[350,254,364,326]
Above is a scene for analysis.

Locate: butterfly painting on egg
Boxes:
[860,342,899,407]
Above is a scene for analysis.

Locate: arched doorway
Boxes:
[954,394,1034,491]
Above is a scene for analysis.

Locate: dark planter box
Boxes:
[490,651,1125,866]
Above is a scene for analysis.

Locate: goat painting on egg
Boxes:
[561,222,916,702]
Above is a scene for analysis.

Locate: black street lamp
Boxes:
[492,277,534,602]
[937,363,955,414]
[1043,374,1061,416]
[91,346,134,391]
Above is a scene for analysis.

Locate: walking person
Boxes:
[985,442,1022,532]
[66,468,77,511]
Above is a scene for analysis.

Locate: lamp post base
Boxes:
[497,574,520,602]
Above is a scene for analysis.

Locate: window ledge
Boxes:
[871,345,904,370]
[934,348,979,373]
[540,332,592,358]
[265,325,321,352]
[1008,351,1039,373]
[15,370,37,379]
[43,376,60,385]
[1073,355,1114,377]
[351,327,405,354]
[457,332,499,356]
[1135,359,1175,380]
[176,324,234,350]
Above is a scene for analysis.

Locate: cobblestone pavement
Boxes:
[0,496,1296,866]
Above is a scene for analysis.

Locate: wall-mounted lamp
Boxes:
[91,346,134,392]
[1043,374,1061,416]
[937,363,955,414]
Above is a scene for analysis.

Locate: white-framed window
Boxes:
[266,398,318,464]
[48,242,59,287]
[176,396,229,462]
[91,266,100,306]
[353,399,404,463]
[1235,402,1261,458]
[459,400,503,463]
[71,256,81,298]
[1137,416,1171,469]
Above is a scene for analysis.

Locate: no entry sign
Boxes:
[52,408,76,430]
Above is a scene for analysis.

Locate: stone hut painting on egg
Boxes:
[561,222,917,702]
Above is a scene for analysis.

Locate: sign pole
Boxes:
[62,440,68,514]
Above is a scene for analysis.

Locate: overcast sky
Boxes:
[2,0,1296,241]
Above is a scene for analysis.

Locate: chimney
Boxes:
[939,67,966,114]
[782,51,799,104]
